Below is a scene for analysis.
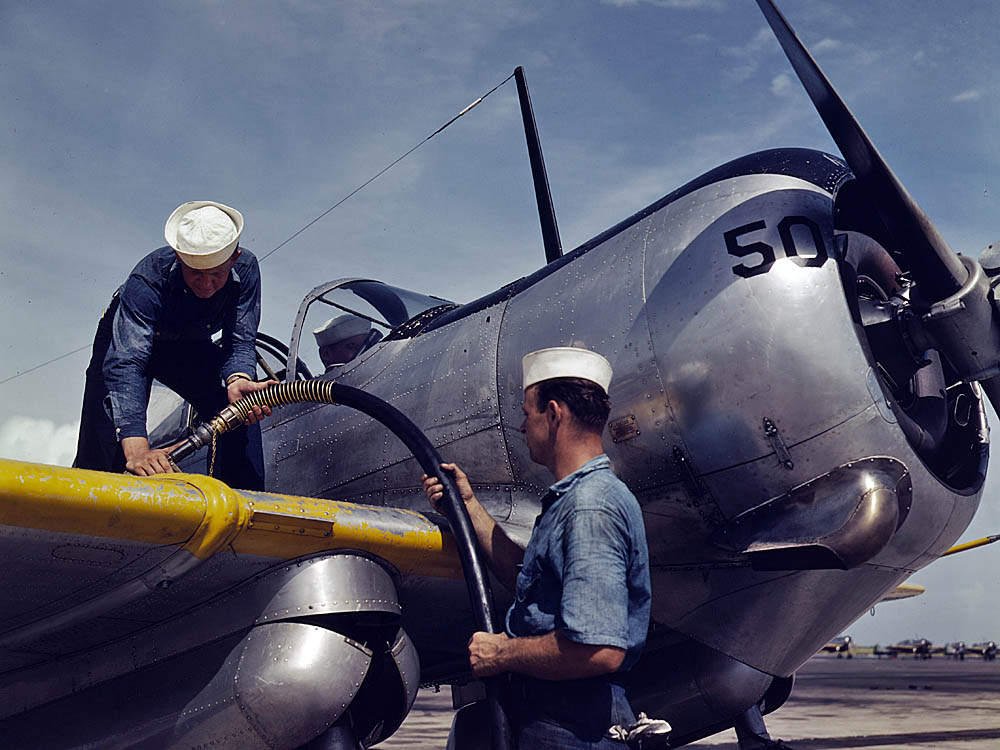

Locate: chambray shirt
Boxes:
[506,454,651,672]
[103,246,262,440]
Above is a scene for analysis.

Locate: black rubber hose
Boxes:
[168,381,513,750]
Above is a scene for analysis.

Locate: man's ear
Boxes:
[545,399,564,427]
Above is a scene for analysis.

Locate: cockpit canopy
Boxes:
[284,279,456,380]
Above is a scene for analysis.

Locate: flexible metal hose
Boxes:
[170,380,340,464]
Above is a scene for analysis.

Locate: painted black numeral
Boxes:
[726,216,827,277]
[725,221,774,278]
[778,216,828,267]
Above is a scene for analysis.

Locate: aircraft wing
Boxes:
[0,457,463,740]
[878,582,925,602]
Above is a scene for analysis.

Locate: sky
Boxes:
[1,0,998,647]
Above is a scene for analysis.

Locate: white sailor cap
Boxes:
[164,201,244,269]
[313,315,371,347]
[522,346,613,393]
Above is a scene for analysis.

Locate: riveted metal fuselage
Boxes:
[0,149,987,747]
[264,149,985,677]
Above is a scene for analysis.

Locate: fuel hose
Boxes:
[168,380,514,750]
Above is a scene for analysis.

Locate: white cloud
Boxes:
[812,38,842,54]
[0,417,79,467]
[771,72,793,97]
[951,89,982,103]
[722,26,775,58]
[726,64,757,83]
[721,27,777,82]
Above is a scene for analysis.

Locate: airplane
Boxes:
[935,641,966,659]
[885,639,933,659]
[1,0,998,748]
[966,641,998,660]
[820,635,853,658]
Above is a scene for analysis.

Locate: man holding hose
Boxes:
[73,201,274,488]
[423,346,652,747]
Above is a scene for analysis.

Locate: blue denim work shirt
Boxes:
[506,454,651,672]
[103,246,262,440]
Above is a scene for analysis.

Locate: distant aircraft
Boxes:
[886,639,933,659]
[967,641,998,660]
[821,635,854,658]
[1,1,999,748]
[936,641,966,659]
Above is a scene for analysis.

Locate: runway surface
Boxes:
[381,655,1000,749]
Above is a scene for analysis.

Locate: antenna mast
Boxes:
[514,66,563,264]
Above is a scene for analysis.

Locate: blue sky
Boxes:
[1,0,997,646]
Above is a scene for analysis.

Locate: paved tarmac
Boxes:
[381,655,1000,749]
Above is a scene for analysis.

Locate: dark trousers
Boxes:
[734,704,774,750]
[507,675,633,747]
[73,298,265,491]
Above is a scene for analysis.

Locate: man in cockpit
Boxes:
[313,314,372,370]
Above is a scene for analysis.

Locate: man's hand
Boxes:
[468,631,511,678]
[122,436,176,476]
[226,377,279,424]
[421,462,476,514]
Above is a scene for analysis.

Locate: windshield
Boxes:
[288,279,455,378]
[332,280,452,327]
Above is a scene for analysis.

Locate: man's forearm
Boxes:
[423,463,523,591]
[465,499,523,592]
[104,374,152,442]
[469,629,625,680]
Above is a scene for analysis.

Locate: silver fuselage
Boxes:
[1,149,986,747]
[265,150,984,677]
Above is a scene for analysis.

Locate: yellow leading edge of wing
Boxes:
[0,458,462,578]
[880,582,925,601]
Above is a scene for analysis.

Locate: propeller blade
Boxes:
[755,0,967,301]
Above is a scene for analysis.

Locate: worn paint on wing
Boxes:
[234,490,461,576]
[0,459,207,544]
[0,458,461,578]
